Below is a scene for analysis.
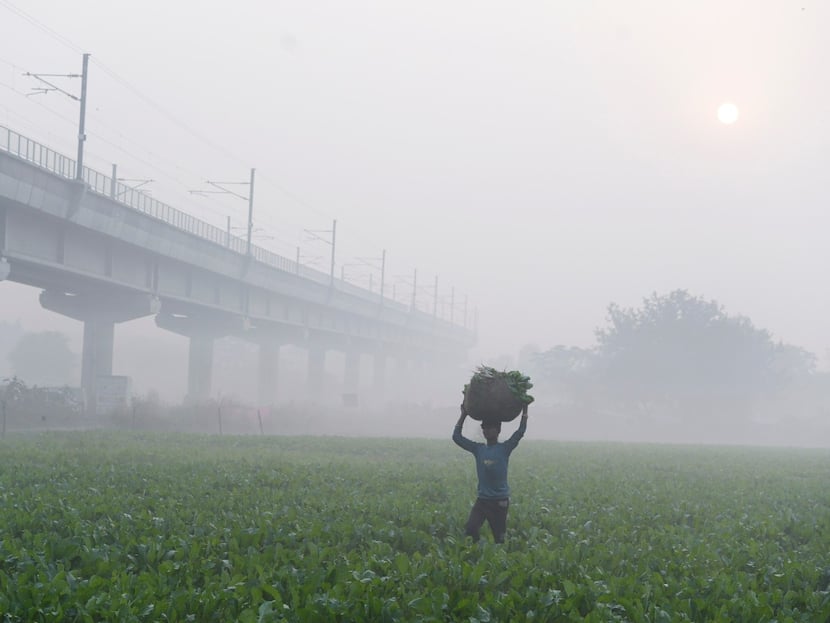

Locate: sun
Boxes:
[717,102,739,125]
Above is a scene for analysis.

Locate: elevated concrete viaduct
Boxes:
[0,127,475,412]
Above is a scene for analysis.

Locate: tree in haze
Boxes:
[8,331,76,387]
[528,345,597,409]
[593,290,816,422]
[516,343,541,373]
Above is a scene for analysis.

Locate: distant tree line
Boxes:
[524,290,828,433]
[0,376,84,417]
[0,322,76,387]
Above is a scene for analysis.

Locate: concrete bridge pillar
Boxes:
[187,336,214,404]
[411,358,425,400]
[344,350,360,394]
[383,353,402,397]
[372,350,387,394]
[392,356,411,398]
[307,345,327,398]
[39,290,159,414]
[242,325,302,407]
[401,355,429,401]
[155,311,244,404]
[257,341,280,406]
[81,318,114,413]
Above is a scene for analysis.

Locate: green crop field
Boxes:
[1,432,830,622]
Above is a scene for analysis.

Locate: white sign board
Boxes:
[96,375,132,414]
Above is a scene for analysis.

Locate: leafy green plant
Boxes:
[1,432,829,621]
[465,365,535,405]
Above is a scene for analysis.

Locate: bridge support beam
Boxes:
[80,318,114,413]
[307,346,326,398]
[155,311,245,404]
[415,357,430,398]
[187,336,214,404]
[0,147,478,394]
[344,350,360,394]
[241,324,303,408]
[258,341,280,406]
[39,289,159,414]
[397,354,428,401]
[372,350,387,394]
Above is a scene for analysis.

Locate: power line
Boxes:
[1,79,178,183]
[3,77,465,300]
[0,1,317,208]
[0,4,234,210]
[1,80,237,227]
[3,63,247,226]
[79,60,344,237]
[90,58,339,226]
[0,55,21,70]
[0,80,79,131]
[0,91,75,150]
[0,3,370,257]
[0,5,470,304]
[91,58,249,165]
[0,0,83,54]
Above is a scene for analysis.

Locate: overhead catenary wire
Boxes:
[0,3,249,223]
[0,0,371,243]
[0,77,237,225]
[0,0,84,54]
[1,60,253,227]
[4,51,400,277]
[0,1,472,320]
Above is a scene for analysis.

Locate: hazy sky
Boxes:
[1,0,828,375]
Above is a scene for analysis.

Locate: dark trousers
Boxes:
[465,497,510,543]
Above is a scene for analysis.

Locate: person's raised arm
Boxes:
[453,403,477,451]
[504,403,529,451]
[455,402,467,427]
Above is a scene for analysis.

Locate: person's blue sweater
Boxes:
[453,418,526,499]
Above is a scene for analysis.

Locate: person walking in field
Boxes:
[453,402,528,543]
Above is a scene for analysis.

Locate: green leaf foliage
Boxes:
[1,432,829,621]
[466,365,535,405]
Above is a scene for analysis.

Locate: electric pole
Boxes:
[355,249,387,303]
[433,275,439,317]
[24,52,90,181]
[330,219,337,287]
[76,53,89,179]
[380,249,386,304]
[246,168,256,255]
[189,168,256,255]
[412,268,418,310]
[303,219,337,286]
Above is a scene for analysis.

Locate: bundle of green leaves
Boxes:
[465,365,535,405]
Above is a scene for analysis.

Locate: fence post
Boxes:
[257,409,264,435]
[217,404,223,436]
[1,400,6,438]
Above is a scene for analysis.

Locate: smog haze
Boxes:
[0,1,827,435]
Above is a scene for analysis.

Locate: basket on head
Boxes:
[463,374,524,422]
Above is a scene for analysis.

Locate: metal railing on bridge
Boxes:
[0,126,475,329]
